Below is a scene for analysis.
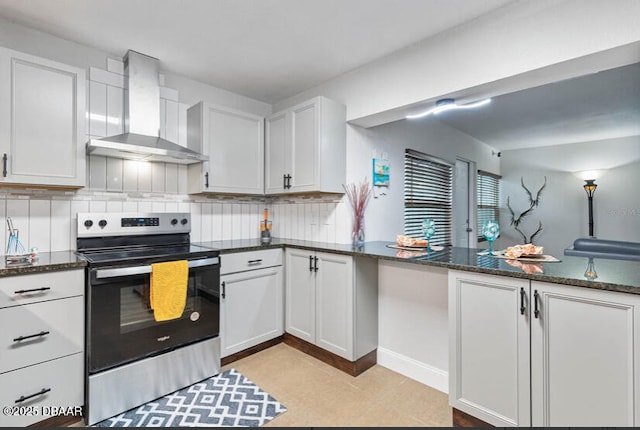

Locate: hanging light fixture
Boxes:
[406,98,492,119]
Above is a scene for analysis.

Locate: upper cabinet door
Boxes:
[289,100,318,193]
[187,102,264,195]
[264,111,288,194]
[265,96,346,195]
[0,48,86,188]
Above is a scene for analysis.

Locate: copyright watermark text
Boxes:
[2,405,83,417]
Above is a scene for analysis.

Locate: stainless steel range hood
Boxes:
[87,50,208,164]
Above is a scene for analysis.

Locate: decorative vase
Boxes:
[351,214,365,248]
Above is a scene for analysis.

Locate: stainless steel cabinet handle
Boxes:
[15,388,50,404]
[247,259,263,265]
[13,330,50,342]
[95,257,219,279]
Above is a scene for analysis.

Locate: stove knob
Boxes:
[171,218,178,225]
[84,220,93,228]
[181,218,188,225]
[98,219,107,228]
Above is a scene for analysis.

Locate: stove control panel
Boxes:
[122,217,160,227]
[77,213,191,238]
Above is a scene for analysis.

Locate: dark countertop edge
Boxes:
[0,261,87,277]
[208,240,640,295]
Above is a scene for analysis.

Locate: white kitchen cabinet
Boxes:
[449,270,640,427]
[0,47,86,188]
[0,269,84,427]
[448,270,531,427]
[265,96,346,195]
[285,248,377,361]
[530,281,640,427]
[187,101,264,195]
[219,249,283,357]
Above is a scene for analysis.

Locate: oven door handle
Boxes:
[94,257,220,279]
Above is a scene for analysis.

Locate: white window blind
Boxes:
[404,149,453,245]
[477,170,501,241]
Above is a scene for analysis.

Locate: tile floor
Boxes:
[69,343,452,427]
[222,343,452,427]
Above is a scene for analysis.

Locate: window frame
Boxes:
[403,149,453,246]
[476,169,501,242]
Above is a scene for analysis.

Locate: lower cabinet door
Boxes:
[0,352,84,427]
[285,249,316,343]
[531,281,640,427]
[220,266,283,357]
[315,252,353,360]
[448,270,531,427]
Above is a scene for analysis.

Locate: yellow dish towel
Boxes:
[150,260,189,322]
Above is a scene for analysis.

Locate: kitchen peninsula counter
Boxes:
[0,251,86,277]
[197,239,640,294]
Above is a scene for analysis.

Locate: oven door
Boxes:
[87,256,220,374]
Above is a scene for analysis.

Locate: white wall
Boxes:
[346,117,499,243]
[378,261,449,393]
[496,136,640,257]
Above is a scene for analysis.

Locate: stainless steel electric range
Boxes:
[76,212,221,425]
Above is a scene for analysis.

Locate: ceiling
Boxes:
[1,0,637,152]
[427,61,640,151]
[0,0,514,104]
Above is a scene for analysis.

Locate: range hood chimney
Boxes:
[87,50,208,164]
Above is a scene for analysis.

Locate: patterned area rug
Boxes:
[93,368,287,427]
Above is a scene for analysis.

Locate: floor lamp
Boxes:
[583,179,597,237]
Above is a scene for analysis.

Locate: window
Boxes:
[404,149,453,245]
[477,170,501,241]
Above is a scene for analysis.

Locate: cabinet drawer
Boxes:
[0,353,84,427]
[0,296,84,373]
[221,249,282,275]
[0,270,84,309]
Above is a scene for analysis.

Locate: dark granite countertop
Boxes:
[195,239,640,294]
[0,251,86,277]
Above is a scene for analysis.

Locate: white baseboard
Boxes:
[376,347,449,394]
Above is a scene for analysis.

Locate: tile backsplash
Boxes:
[0,189,350,253]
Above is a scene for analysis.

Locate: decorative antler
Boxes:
[508,176,546,244]
[529,221,544,243]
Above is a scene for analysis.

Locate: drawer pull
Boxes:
[15,388,50,404]
[13,330,50,342]
[247,259,263,265]
[14,287,51,295]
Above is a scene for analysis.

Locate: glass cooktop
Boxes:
[78,244,218,264]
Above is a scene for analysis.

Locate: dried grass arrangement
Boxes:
[343,178,373,247]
